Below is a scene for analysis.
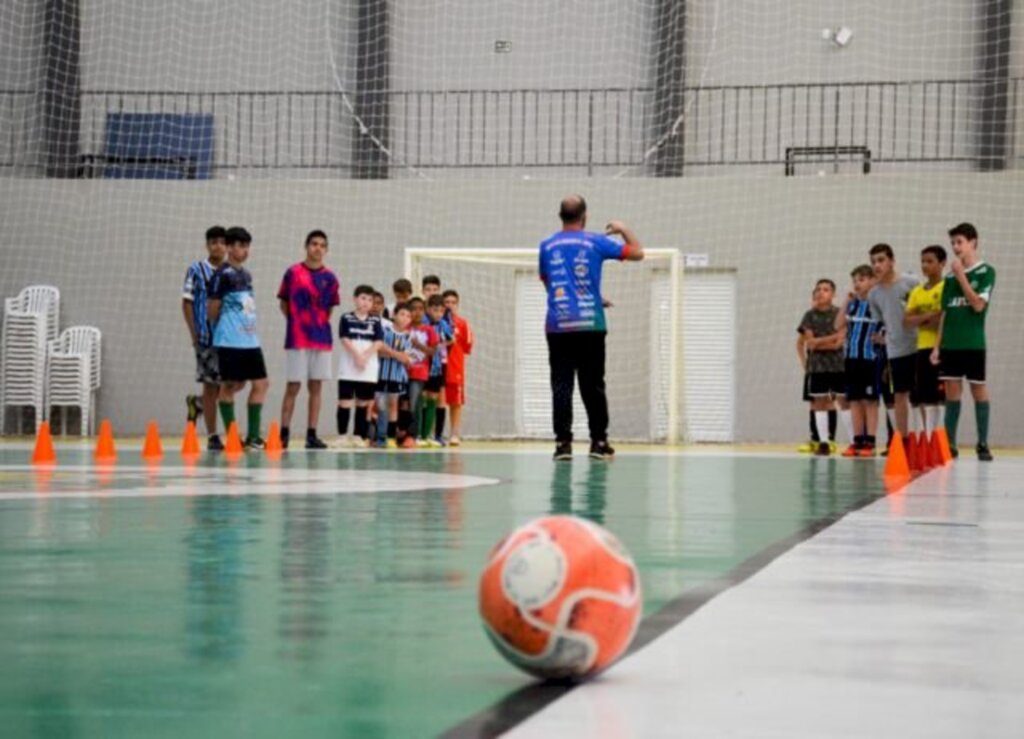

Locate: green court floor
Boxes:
[0,449,885,738]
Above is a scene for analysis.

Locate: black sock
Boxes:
[827,409,837,442]
[337,407,350,435]
[281,426,290,441]
[398,409,413,435]
[435,408,447,438]
[866,434,876,446]
[388,421,397,439]
[307,427,316,440]
[353,406,368,438]
[809,410,819,442]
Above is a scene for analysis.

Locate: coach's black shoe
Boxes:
[244,436,266,451]
[553,441,573,461]
[280,427,290,450]
[207,434,224,452]
[186,394,200,424]
[589,440,616,459]
[976,444,993,462]
[305,434,327,450]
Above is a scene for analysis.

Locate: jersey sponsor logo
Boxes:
[549,250,565,265]
[553,287,568,302]
[574,263,589,277]
[948,297,969,307]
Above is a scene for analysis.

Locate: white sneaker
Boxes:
[329,435,350,449]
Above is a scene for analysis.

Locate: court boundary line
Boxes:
[439,473,898,739]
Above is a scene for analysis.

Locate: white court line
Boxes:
[0,465,499,501]
[506,459,1024,738]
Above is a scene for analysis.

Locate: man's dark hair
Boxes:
[441,289,459,301]
[948,222,978,241]
[392,278,413,294]
[559,195,587,224]
[205,225,226,243]
[225,226,252,245]
[422,275,441,289]
[305,229,328,247]
[393,301,411,315]
[353,284,374,298]
[850,265,873,279]
[815,278,836,291]
[921,245,947,263]
[408,296,425,309]
[869,243,894,260]
[426,294,445,308]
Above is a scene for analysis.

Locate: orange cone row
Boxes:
[30,418,286,465]
[884,429,954,481]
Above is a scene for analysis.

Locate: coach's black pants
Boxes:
[547,331,608,443]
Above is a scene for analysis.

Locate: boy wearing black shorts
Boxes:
[797,279,846,456]
[208,227,269,449]
[904,245,947,445]
[932,223,995,460]
[836,265,881,456]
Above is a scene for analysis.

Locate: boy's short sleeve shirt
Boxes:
[844,298,879,361]
[338,311,383,382]
[538,230,627,334]
[211,265,260,349]
[797,307,843,374]
[277,263,340,351]
[183,259,216,347]
[867,275,920,359]
[407,324,437,382]
[905,281,944,350]
[941,262,996,351]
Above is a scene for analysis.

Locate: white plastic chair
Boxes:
[46,326,101,436]
[1,286,60,433]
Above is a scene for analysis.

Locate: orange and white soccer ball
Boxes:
[479,515,642,680]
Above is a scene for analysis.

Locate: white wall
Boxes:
[2,173,1022,445]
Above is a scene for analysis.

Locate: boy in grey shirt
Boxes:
[868,243,919,439]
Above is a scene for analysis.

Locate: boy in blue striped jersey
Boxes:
[181,226,227,451]
[374,303,413,448]
[836,265,881,456]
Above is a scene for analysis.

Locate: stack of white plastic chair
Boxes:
[46,326,102,436]
[1,285,60,434]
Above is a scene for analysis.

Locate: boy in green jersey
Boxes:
[930,223,995,461]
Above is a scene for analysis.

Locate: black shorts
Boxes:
[886,354,916,394]
[338,379,376,402]
[425,374,445,393]
[217,347,267,382]
[939,349,986,384]
[912,349,945,405]
[875,359,895,404]
[377,379,408,395]
[808,371,845,398]
[844,359,878,402]
[802,372,812,402]
[194,345,220,385]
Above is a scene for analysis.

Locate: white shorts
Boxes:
[285,349,333,382]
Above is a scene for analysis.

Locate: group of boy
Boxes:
[797,222,995,461]
[182,226,473,452]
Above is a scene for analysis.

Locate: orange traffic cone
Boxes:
[31,421,57,465]
[883,433,911,480]
[94,419,117,463]
[141,420,163,460]
[265,421,283,455]
[906,431,920,473]
[181,421,201,457]
[935,428,953,465]
[921,431,936,469]
[224,421,244,456]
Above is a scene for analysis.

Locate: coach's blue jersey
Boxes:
[538,229,627,333]
[845,297,879,361]
[379,327,411,385]
[183,259,216,347]
[210,265,260,349]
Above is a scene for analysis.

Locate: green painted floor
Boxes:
[0,449,885,738]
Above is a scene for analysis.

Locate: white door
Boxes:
[681,270,736,442]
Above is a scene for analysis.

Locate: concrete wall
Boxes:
[2,173,1022,444]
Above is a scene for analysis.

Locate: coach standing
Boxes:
[539,195,644,461]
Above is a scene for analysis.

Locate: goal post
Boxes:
[405,247,683,444]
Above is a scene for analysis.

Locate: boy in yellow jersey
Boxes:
[903,245,946,441]
[931,223,996,461]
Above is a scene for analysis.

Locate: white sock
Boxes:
[927,406,942,435]
[839,409,854,444]
[815,411,829,445]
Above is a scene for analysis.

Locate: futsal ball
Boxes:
[478,515,641,680]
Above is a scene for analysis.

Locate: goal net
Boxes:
[406,248,683,443]
[0,1,1020,445]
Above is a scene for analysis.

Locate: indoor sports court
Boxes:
[2,0,1023,737]
[0,443,1021,737]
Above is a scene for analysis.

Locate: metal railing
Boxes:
[2,79,1022,176]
